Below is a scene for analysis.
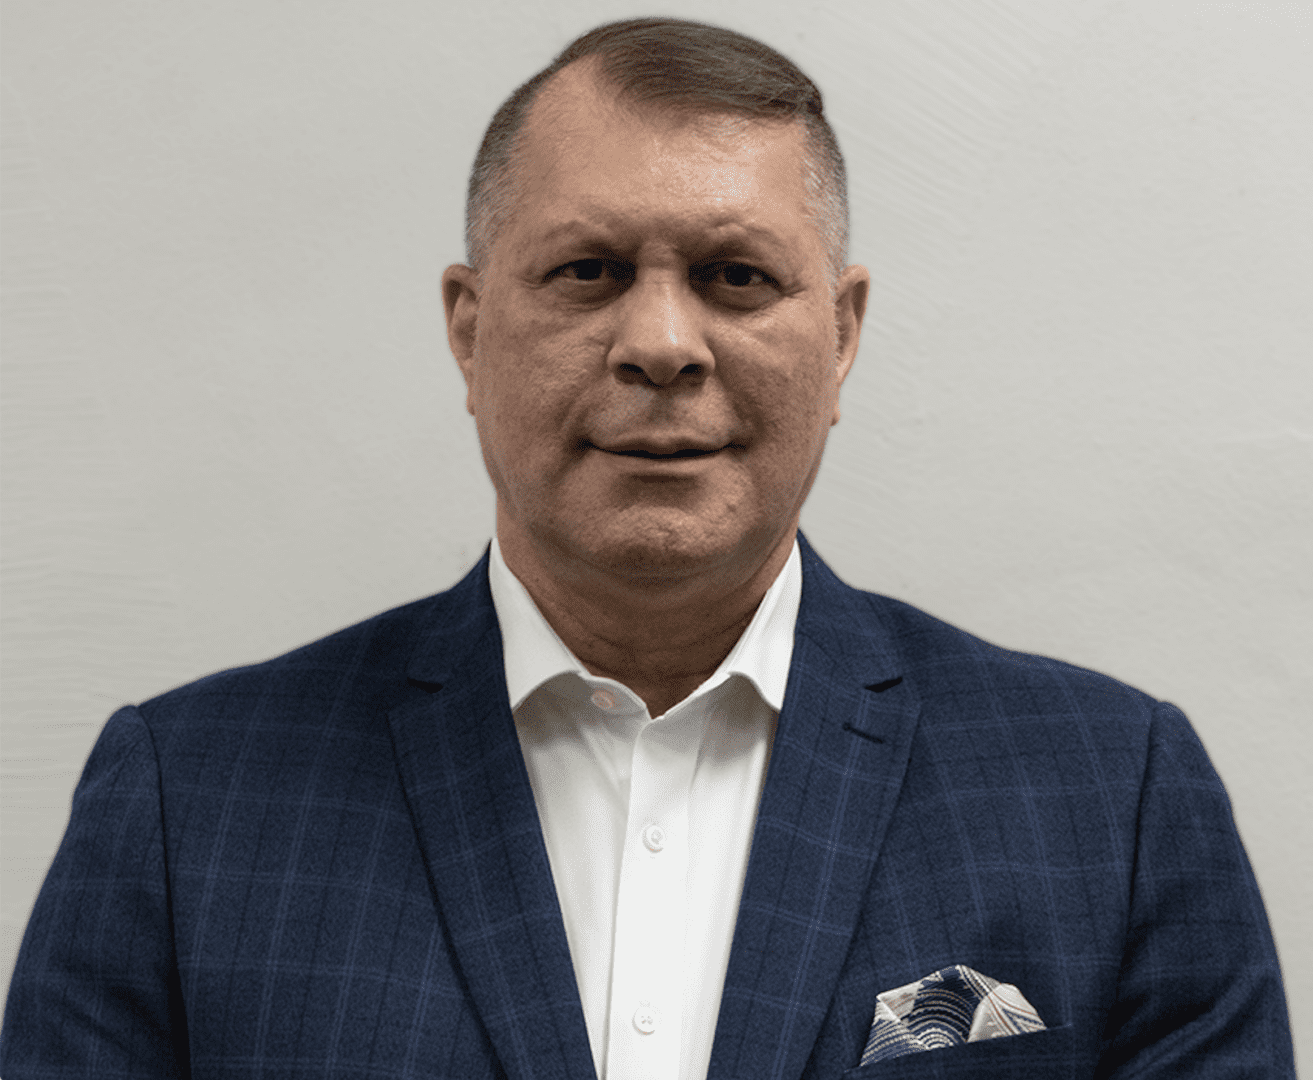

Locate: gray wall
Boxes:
[3,0,1309,1062]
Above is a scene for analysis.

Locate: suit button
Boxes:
[642,824,666,852]
[591,689,616,710]
[633,1001,660,1033]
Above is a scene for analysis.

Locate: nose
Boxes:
[607,275,714,386]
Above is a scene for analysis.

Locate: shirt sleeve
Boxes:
[1,705,188,1078]
[1096,700,1294,1077]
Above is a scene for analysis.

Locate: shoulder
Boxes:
[133,554,494,747]
[140,593,425,714]
[870,591,1175,778]
[804,561,1230,845]
[877,591,1157,717]
[797,539,1164,758]
[803,538,1157,706]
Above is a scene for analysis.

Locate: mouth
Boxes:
[609,447,721,460]
[587,437,733,460]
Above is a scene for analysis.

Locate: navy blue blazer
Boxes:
[2,539,1293,1078]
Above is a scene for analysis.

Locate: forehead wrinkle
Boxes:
[524,126,798,206]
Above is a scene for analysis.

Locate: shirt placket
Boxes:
[604,709,702,1080]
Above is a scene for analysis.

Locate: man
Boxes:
[1,16,1293,1079]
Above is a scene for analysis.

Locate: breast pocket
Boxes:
[839,1024,1076,1079]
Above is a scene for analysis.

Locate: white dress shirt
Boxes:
[488,539,802,1080]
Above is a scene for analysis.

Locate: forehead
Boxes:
[502,64,821,259]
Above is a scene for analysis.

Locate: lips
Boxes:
[611,446,720,459]
[589,438,731,460]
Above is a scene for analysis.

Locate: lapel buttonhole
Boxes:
[843,722,886,744]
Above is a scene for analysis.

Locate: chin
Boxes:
[555,511,777,585]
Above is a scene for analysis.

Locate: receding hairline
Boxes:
[515,60,817,179]
[528,53,797,128]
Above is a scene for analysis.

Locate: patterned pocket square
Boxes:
[860,965,1046,1065]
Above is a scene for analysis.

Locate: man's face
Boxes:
[445,65,867,584]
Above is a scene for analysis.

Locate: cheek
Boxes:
[475,294,609,400]
[468,327,606,484]
[728,328,839,436]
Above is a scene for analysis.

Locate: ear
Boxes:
[830,263,870,425]
[442,264,481,414]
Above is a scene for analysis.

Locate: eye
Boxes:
[558,259,608,281]
[720,263,769,288]
[693,262,778,310]
[548,259,633,285]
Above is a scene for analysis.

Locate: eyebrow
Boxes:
[531,215,792,255]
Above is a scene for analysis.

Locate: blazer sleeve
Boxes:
[1097,701,1294,1077]
[1,706,188,1078]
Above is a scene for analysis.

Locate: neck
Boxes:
[497,520,796,717]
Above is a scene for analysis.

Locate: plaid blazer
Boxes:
[2,538,1293,1078]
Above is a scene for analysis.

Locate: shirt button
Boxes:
[633,1001,660,1034]
[642,824,666,852]
[590,689,616,710]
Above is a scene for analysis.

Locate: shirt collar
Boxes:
[488,537,801,714]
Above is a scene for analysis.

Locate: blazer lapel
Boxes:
[388,556,596,1080]
[710,537,922,1080]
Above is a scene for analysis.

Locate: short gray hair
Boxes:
[465,17,849,280]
